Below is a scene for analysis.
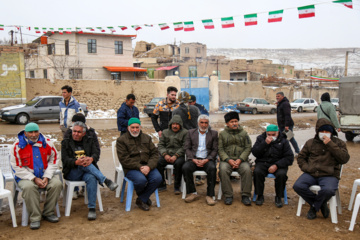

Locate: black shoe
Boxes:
[136,198,150,211]
[174,188,181,195]
[275,196,283,208]
[307,206,317,220]
[256,195,264,206]
[241,196,251,206]
[320,201,330,218]
[88,208,96,220]
[42,214,59,223]
[146,199,152,207]
[225,197,233,205]
[30,221,40,230]
[104,178,119,191]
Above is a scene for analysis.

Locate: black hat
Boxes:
[72,114,86,123]
[318,124,334,133]
[224,111,239,123]
[321,92,330,102]
[189,95,196,103]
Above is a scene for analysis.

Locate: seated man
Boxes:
[62,121,118,220]
[10,123,62,230]
[293,119,350,220]
[218,112,252,206]
[117,118,162,211]
[182,114,218,206]
[157,115,188,194]
[252,124,294,208]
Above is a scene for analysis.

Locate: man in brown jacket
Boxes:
[293,118,350,220]
[182,114,218,206]
[116,118,162,211]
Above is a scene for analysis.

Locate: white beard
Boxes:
[129,131,140,137]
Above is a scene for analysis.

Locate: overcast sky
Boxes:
[1,0,359,49]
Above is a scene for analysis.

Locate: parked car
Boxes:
[143,97,165,117]
[331,98,339,111]
[236,97,277,114]
[290,98,318,112]
[0,96,88,124]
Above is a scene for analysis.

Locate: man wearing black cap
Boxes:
[189,95,209,116]
[293,118,349,220]
[218,111,253,206]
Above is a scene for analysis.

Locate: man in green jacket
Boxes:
[116,118,162,211]
[218,111,253,206]
[157,115,188,194]
[317,92,340,131]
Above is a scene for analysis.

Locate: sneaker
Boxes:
[42,214,59,223]
[30,221,40,230]
[307,206,317,220]
[256,195,264,206]
[104,178,118,191]
[241,196,252,206]
[224,197,233,205]
[88,208,96,220]
[320,201,329,218]
[275,196,283,208]
[136,198,150,211]
[184,193,200,203]
[206,196,216,206]
[72,191,79,200]
[174,188,181,195]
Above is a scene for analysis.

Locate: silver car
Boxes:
[0,96,88,124]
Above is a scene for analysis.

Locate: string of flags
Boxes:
[0,1,353,33]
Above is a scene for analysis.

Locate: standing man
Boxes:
[10,123,62,230]
[218,112,252,206]
[252,124,294,207]
[182,115,218,206]
[117,94,140,136]
[276,92,300,156]
[157,115,188,194]
[117,118,162,211]
[62,121,118,220]
[172,91,200,130]
[151,86,180,138]
[189,95,209,116]
[293,119,349,220]
[60,85,82,136]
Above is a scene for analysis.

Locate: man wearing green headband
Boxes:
[252,124,294,208]
[117,118,162,211]
[10,122,62,230]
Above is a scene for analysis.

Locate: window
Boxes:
[197,48,201,53]
[30,71,35,78]
[304,100,310,104]
[115,41,123,54]
[87,39,96,53]
[43,69,48,79]
[69,69,83,79]
[146,44,152,51]
[39,98,53,107]
[310,99,315,103]
[185,47,189,54]
[188,66,197,77]
[111,72,121,80]
[65,40,69,55]
[47,43,55,55]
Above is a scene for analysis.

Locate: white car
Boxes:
[331,98,339,111]
[290,98,318,113]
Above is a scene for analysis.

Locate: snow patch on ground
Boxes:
[86,109,148,119]
[260,122,271,129]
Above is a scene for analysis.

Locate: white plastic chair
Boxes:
[63,180,103,216]
[182,171,207,199]
[111,140,124,198]
[0,144,16,205]
[348,179,360,211]
[217,171,240,200]
[349,193,360,231]
[165,165,174,185]
[0,168,17,227]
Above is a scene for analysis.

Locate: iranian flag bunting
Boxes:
[34,27,41,33]
[76,27,83,33]
[221,17,235,28]
[298,5,315,19]
[26,27,31,31]
[119,26,127,30]
[49,28,54,33]
[42,27,47,34]
[173,22,183,31]
[333,0,353,9]
[86,27,95,31]
[107,26,116,32]
[96,27,105,32]
[202,19,214,29]
[184,21,195,31]
[58,28,64,35]
[244,14,257,26]
[132,25,142,31]
[145,24,153,27]
[66,28,72,34]
[0,24,4,30]
[159,23,170,30]
[268,10,284,23]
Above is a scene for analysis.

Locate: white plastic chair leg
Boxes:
[329,196,338,224]
[65,184,75,217]
[22,201,28,226]
[166,168,173,185]
[217,182,222,200]
[296,196,305,217]
[7,194,17,227]
[348,180,360,211]
[335,189,342,214]
[349,193,360,231]
[181,176,186,199]
[97,185,103,212]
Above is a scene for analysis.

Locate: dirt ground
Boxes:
[1,115,360,239]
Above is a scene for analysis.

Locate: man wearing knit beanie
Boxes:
[172,91,200,130]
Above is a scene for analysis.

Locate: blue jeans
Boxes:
[279,126,300,153]
[65,164,106,208]
[125,169,162,203]
[293,173,339,211]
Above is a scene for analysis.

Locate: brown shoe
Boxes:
[206,196,216,206]
[184,193,200,203]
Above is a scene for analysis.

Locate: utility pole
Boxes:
[344,49,355,76]
[20,27,24,46]
[310,68,313,98]
[10,30,14,46]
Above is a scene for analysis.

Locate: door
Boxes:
[32,98,54,120]
[303,99,310,111]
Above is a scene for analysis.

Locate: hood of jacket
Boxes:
[168,114,184,130]
[315,118,338,137]
[17,130,47,149]
[278,96,290,105]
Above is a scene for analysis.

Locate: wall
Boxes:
[25,76,181,111]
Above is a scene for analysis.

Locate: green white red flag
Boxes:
[184,21,195,31]
[221,17,234,28]
[119,26,127,30]
[268,10,283,23]
[34,27,41,33]
[26,27,31,31]
[173,22,183,31]
[107,27,116,32]
[298,5,315,19]
[66,28,72,34]
[202,19,214,29]
[58,28,64,35]
[145,24,153,27]
[244,14,257,26]
[42,27,47,34]
[86,27,95,31]
[76,27,83,33]
[0,24,4,30]
[333,0,353,9]
[159,23,170,30]
[96,27,105,32]
[49,28,54,33]
[310,75,339,82]
[132,25,142,31]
